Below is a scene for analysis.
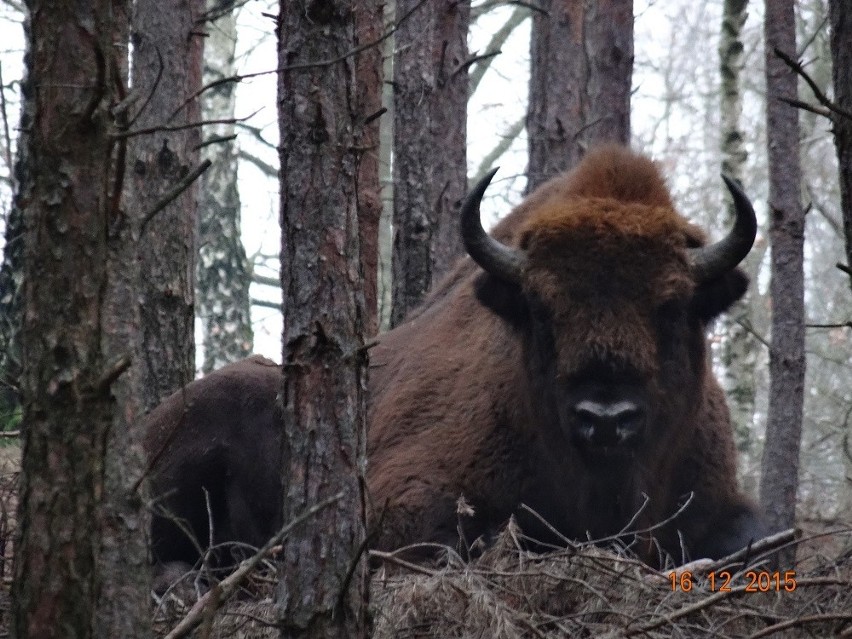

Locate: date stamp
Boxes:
[669,570,797,593]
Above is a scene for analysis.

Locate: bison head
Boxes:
[463,157,756,467]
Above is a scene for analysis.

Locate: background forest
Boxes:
[0,0,850,637]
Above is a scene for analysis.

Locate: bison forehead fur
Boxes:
[146,145,766,573]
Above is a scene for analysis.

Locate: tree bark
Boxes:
[390,0,469,326]
[718,0,759,472]
[94,2,152,635]
[829,0,852,292]
[526,0,633,193]
[354,0,384,337]
[198,1,254,373]
[128,0,204,409]
[828,0,852,520]
[12,0,140,636]
[275,1,376,637]
[378,0,395,332]
[759,0,806,568]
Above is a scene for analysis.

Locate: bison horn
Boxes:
[461,168,526,286]
[688,175,757,284]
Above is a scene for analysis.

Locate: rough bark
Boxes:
[198,0,253,373]
[828,0,852,519]
[759,0,806,568]
[275,1,375,636]
[390,0,469,326]
[526,0,633,193]
[12,0,140,636]
[94,1,152,635]
[129,0,204,409]
[718,0,758,464]
[354,0,384,337]
[829,0,852,291]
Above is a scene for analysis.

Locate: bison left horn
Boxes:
[688,175,757,284]
[460,168,526,286]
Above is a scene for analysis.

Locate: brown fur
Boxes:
[146,146,764,570]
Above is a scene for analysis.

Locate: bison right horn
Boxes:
[688,175,758,284]
[460,168,526,286]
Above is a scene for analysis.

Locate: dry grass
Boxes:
[148,517,852,639]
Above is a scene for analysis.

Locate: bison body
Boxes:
[146,146,765,570]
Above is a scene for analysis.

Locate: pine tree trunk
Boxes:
[828,0,852,519]
[128,0,204,409]
[718,0,759,475]
[527,0,632,192]
[390,0,469,326]
[198,1,254,373]
[94,2,151,634]
[275,2,378,636]
[759,0,806,568]
[354,0,384,337]
[829,0,852,292]
[12,1,136,635]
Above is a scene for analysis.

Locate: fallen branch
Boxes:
[163,492,342,639]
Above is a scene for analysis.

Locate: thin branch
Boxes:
[170,0,429,118]
[127,46,164,130]
[140,159,212,233]
[747,613,852,639]
[163,493,343,639]
[252,273,279,288]
[472,115,525,183]
[113,111,260,140]
[778,96,831,118]
[774,47,852,121]
[237,149,277,178]
[251,298,280,310]
[469,6,530,94]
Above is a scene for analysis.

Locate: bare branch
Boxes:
[140,159,212,233]
[774,47,852,121]
[163,493,343,639]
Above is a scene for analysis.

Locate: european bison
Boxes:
[145,145,765,572]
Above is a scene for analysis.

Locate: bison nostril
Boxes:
[573,400,645,447]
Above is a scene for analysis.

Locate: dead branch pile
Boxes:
[371,523,852,639]
[151,518,852,639]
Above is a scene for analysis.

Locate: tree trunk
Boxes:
[94,2,152,635]
[829,0,852,292]
[390,0,469,326]
[718,0,759,476]
[828,0,852,519]
[759,0,806,568]
[275,1,377,636]
[354,0,384,337]
[12,0,137,635]
[198,1,254,373]
[0,188,22,428]
[378,0,395,332]
[526,0,633,192]
[128,0,204,409]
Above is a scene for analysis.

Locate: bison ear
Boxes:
[690,268,749,323]
[473,272,528,327]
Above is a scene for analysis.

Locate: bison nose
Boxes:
[573,400,645,448]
